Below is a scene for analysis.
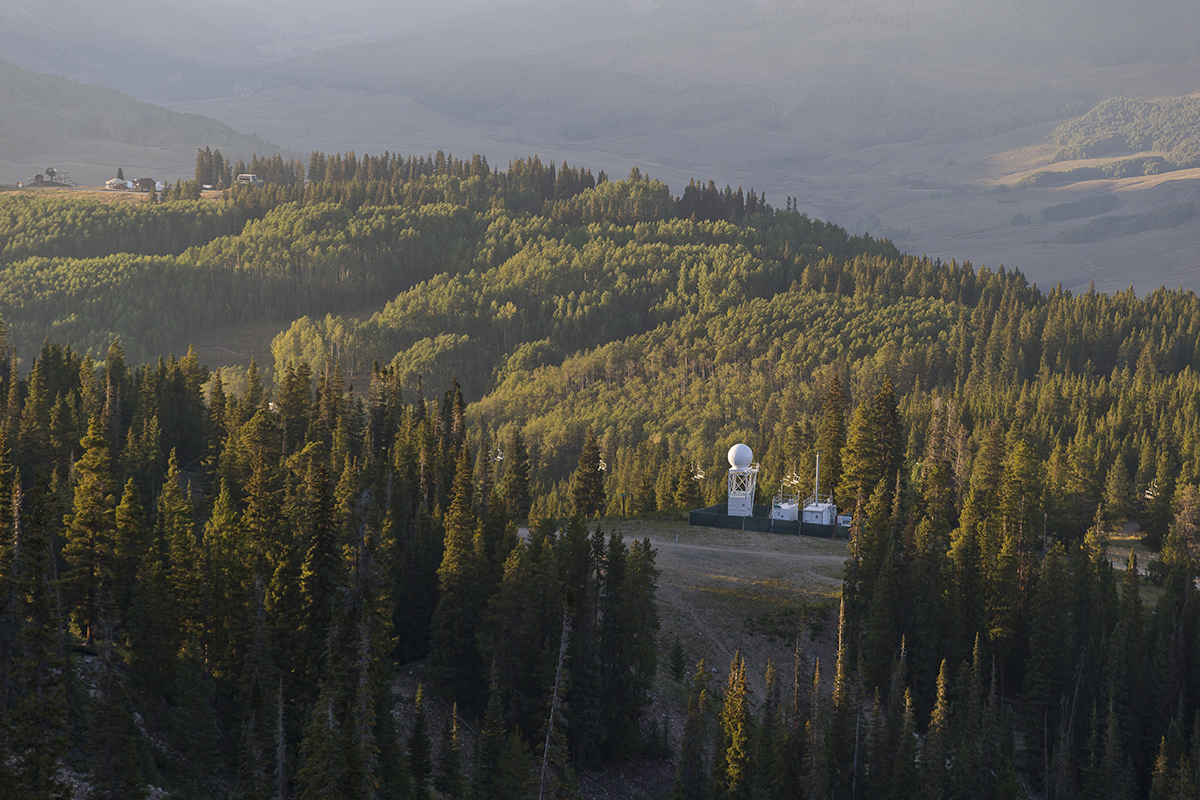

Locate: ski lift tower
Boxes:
[726,443,759,517]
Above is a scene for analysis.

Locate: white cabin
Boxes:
[802,500,837,526]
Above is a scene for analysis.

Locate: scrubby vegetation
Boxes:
[1039,194,1119,224]
[1058,202,1196,243]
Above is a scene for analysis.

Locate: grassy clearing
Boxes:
[1108,524,1165,606]
[603,518,847,701]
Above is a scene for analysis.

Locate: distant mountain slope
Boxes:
[0,0,525,101]
[0,59,285,186]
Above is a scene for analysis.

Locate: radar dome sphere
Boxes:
[728,443,753,469]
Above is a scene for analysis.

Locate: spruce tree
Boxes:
[669,637,687,681]
[6,477,71,798]
[18,358,50,480]
[408,684,432,797]
[87,654,146,799]
[1022,544,1073,794]
[712,652,752,800]
[922,659,952,799]
[1104,459,1132,527]
[572,425,606,518]
[62,415,116,644]
[838,378,903,515]
[111,478,144,628]
[871,376,905,507]
[127,509,179,693]
[430,446,486,706]
[297,447,341,692]
[751,660,784,800]
[159,450,203,644]
[294,681,346,800]
[501,428,531,520]
[474,666,507,800]
[889,689,920,800]
[435,704,465,799]
[201,479,247,684]
[376,687,412,800]
[837,400,881,516]
[672,660,712,800]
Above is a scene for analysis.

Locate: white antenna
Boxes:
[814,451,820,502]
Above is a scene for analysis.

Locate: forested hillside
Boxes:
[1050,96,1200,168]
[2,149,1200,798]
[0,338,660,798]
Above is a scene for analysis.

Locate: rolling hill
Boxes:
[0,59,287,187]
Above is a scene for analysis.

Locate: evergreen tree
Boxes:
[572,425,606,518]
[435,704,465,799]
[890,688,920,800]
[669,636,687,681]
[871,376,905,506]
[376,688,412,800]
[408,684,432,797]
[536,608,578,800]
[294,681,346,800]
[1104,459,1132,527]
[62,415,116,645]
[751,660,784,800]
[838,400,881,516]
[430,446,486,706]
[111,478,144,628]
[297,446,341,692]
[672,660,712,800]
[5,478,71,798]
[87,654,146,799]
[160,450,203,645]
[598,533,659,758]
[474,666,508,800]
[1022,544,1073,794]
[816,375,847,499]
[922,659,952,800]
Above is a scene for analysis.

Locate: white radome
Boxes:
[727,443,753,469]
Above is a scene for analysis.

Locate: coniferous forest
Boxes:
[2,149,1200,798]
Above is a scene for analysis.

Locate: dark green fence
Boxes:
[687,504,847,539]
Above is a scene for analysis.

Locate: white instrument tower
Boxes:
[726,443,759,517]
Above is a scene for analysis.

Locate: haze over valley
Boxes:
[6,0,1200,292]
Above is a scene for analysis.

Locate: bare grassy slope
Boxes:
[0,59,286,186]
[623,520,846,707]
[586,519,846,798]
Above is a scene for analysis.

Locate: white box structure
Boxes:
[770,499,799,521]
[802,500,837,525]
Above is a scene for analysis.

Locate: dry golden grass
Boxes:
[600,519,846,700]
[1108,524,1165,606]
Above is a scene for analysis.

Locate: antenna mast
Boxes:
[814,452,820,502]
